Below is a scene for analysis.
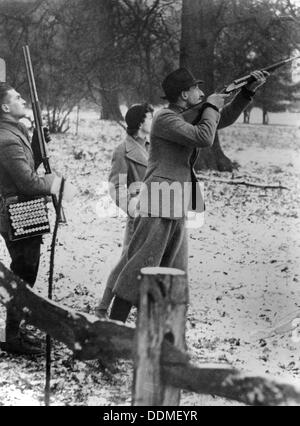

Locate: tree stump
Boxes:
[133,267,188,406]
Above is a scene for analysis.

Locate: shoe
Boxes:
[0,337,44,356]
[95,308,108,320]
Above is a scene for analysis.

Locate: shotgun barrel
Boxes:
[23,45,66,223]
[224,55,300,94]
[182,55,300,124]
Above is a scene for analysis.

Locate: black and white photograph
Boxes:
[0,0,300,408]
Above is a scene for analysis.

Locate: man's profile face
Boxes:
[1,89,26,120]
[185,84,205,107]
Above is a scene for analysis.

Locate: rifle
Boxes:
[23,45,66,223]
[183,55,300,124]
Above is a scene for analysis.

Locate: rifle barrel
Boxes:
[23,46,49,167]
[23,45,66,223]
[263,56,300,73]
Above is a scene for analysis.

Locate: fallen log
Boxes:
[0,262,300,406]
[0,263,134,361]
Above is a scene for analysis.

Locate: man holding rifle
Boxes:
[0,83,75,355]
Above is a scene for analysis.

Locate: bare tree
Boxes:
[180,0,299,171]
[0,0,87,132]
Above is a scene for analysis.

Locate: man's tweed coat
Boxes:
[113,90,253,305]
[0,119,54,233]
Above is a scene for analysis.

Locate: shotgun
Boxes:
[223,55,300,94]
[23,45,66,223]
[183,55,300,124]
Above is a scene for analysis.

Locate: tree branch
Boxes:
[196,175,289,190]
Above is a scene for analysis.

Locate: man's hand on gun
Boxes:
[245,70,269,92]
[32,127,77,203]
[206,93,229,111]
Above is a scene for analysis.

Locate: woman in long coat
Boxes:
[95,103,153,318]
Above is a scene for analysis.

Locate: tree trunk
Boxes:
[180,0,216,93]
[145,45,155,104]
[100,89,123,121]
[263,108,269,125]
[194,133,235,172]
[96,0,123,121]
[180,0,235,172]
[244,106,251,124]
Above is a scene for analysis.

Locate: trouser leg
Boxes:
[97,218,134,313]
[112,217,184,312]
[97,287,114,312]
[161,221,188,277]
[1,234,42,341]
[110,225,188,324]
[97,252,129,312]
[2,233,41,287]
[108,217,173,323]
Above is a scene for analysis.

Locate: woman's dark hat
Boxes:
[162,68,204,100]
[125,103,153,132]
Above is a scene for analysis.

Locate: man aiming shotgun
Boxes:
[0,51,76,355]
[106,66,269,322]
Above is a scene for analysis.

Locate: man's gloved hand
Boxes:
[206,93,229,111]
[245,70,269,92]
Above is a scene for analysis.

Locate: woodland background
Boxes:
[0,0,299,169]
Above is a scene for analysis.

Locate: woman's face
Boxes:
[140,111,153,135]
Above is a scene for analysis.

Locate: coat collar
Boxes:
[168,103,186,114]
[125,134,148,167]
[0,119,32,151]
